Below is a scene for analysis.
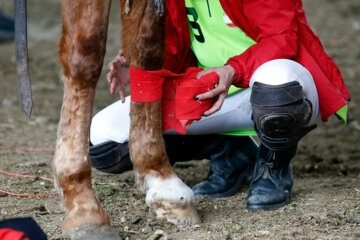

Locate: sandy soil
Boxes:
[0,0,359,239]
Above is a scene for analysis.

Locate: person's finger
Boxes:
[110,80,117,95]
[107,72,113,84]
[110,63,118,73]
[108,61,115,71]
[119,85,126,103]
[119,50,127,63]
[114,54,122,62]
[196,84,226,100]
[196,68,213,79]
[120,56,127,64]
[203,94,226,116]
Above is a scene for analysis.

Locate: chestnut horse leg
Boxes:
[53,0,120,239]
[120,0,200,225]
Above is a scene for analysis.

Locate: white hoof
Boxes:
[149,200,201,225]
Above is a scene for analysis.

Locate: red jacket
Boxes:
[164,0,349,121]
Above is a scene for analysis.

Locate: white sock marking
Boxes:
[144,175,194,206]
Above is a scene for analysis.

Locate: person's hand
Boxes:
[195,65,236,116]
[107,49,130,103]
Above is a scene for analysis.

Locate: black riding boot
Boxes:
[246,144,296,211]
[89,135,258,199]
[192,136,258,199]
[247,81,316,211]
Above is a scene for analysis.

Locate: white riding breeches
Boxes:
[90,59,320,145]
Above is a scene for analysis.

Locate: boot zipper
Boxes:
[263,165,269,179]
[263,152,275,179]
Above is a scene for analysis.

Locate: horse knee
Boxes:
[59,27,108,86]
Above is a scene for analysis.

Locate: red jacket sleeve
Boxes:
[226,0,298,88]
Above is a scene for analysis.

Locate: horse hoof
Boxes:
[150,200,201,225]
[64,224,121,240]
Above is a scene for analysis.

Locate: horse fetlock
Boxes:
[62,198,110,231]
[56,179,109,231]
[134,170,145,191]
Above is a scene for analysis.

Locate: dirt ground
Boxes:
[0,0,359,239]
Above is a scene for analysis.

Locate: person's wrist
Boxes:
[225,65,236,82]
